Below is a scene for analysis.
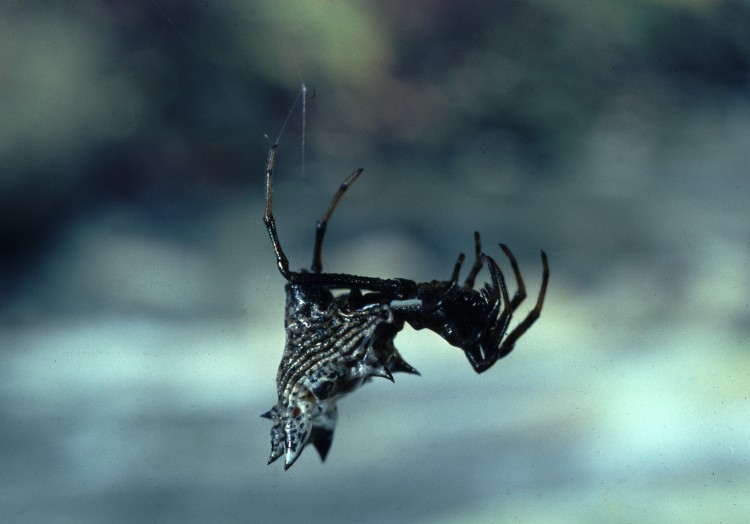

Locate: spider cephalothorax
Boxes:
[261,144,549,469]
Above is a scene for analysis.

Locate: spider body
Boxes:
[262,145,549,469]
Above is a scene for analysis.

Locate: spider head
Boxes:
[406,281,495,348]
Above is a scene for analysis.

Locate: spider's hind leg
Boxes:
[449,253,466,284]
[264,145,292,280]
[311,168,363,273]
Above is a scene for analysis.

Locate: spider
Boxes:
[261,144,549,469]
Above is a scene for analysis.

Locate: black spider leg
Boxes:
[484,254,513,340]
[499,243,527,311]
[492,249,550,362]
[449,231,484,286]
[263,144,417,298]
[462,253,513,373]
[311,168,363,273]
[449,253,466,284]
[263,145,292,279]
[463,231,484,288]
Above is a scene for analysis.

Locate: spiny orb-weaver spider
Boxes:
[261,144,549,469]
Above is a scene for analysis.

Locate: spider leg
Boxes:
[463,231,484,289]
[499,244,527,311]
[463,253,511,373]
[479,253,513,370]
[311,168,363,273]
[263,145,292,280]
[484,254,513,344]
[493,250,549,362]
[449,253,466,284]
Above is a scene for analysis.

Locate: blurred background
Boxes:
[2,0,749,522]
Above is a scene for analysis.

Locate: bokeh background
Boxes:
[2,1,749,522]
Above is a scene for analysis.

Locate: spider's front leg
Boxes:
[395,235,549,373]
